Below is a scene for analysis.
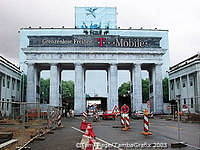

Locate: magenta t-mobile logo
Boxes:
[96,37,106,47]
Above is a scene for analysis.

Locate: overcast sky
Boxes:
[0,0,200,66]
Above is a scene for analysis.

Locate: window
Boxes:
[12,79,15,90]
[17,81,20,91]
[7,99,9,110]
[191,98,194,108]
[184,99,186,104]
[2,98,4,110]
[176,80,180,89]
[7,76,10,88]
[190,81,193,86]
[2,76,5,87]
[170,81,174,90]
[182,82,186,87]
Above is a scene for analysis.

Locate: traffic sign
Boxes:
[120,104,129,114]
[112,105,120,114]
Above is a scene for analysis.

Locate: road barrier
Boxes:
[120,114,125,128]
[141,109,152,135]
[84,123,96,138]
[120,104,130,131]
[80,119,88,131]
[47,106,63,129]
[80,122,101,150]
[124,113,130,128]
[57,112,63,128]
[83,111,88,120]
[93,111,99,122]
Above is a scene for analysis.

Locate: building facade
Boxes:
[0,56,22,117]
[169,53,200,113]
[20,27,168,115]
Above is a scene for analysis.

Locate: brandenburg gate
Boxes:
[21,28,167,115]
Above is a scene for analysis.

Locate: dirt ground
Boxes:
[0,119,47,150]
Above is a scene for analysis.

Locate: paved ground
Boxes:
[29,117,200,150]
[29,118,81,150]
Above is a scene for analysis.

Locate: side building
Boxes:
[0,56,22,117]
[169,53,200,113]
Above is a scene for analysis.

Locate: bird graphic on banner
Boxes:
[86,8,98,18]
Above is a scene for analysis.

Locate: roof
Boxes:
[169,53,200,72]
[19,27,168,32]
[0,56,21,74]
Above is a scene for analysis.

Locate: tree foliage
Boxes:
[162,77,169,102]
[39,79,74,103]
[40,78,50,104]
[118,81,131,97]
[142,79,150,102]
[118,78,169,102]
[61,80,74,99]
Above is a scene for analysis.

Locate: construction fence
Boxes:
[0,101,63,125]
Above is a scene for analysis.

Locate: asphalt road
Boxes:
[29,118,82,150]
[29,117,200,150]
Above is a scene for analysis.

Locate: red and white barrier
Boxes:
[141,109,152,135]
[57,113,63,128]
[80,123,101,150]
[84,123,96,138]
[124,113,130,128]
[121,113,130,131]
[83,111,88,119]
[120,104,130,131]
[80,119,88,131]
[120,114,125,127]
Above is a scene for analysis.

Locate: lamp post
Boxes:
[176,95,181,142]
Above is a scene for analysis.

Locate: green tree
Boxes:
[118,78,169,103]
[163,77,169,102]
[118,79,150,103]
[118,81,131,97]
[142,79,150,103]
[39,79,75,103]
[40,78,50,104]
[61,80,74,99]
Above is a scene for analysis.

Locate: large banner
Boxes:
[75,7,117,29]
[28,35,161,48]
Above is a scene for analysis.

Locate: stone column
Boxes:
[148,69,154,112]
[26,63,37,104]
[74,63,85,115]
[130,69,133,112]
[58,68,62,106]
[36,68,40,103]
[154,63,163,113]
[132,63,142,112]
[107,63,118,110]
[50,63,60,106]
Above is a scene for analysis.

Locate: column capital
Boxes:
[133,63,142,69]
[50,63,58,66]
[109,63,118,66]
[27,62,35,66]
[74,63,83,66]
[133,63,142,66]
[155,62,163,66]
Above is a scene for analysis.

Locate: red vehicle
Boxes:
[102,111,116,120]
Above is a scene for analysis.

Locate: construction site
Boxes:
[0,1,200,150]
[0,100,199,150]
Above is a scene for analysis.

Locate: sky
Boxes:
[0,0,200,96]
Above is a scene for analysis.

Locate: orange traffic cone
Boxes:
[84,123,96,138]
[80,120,88,131]
[85,138,96,150]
